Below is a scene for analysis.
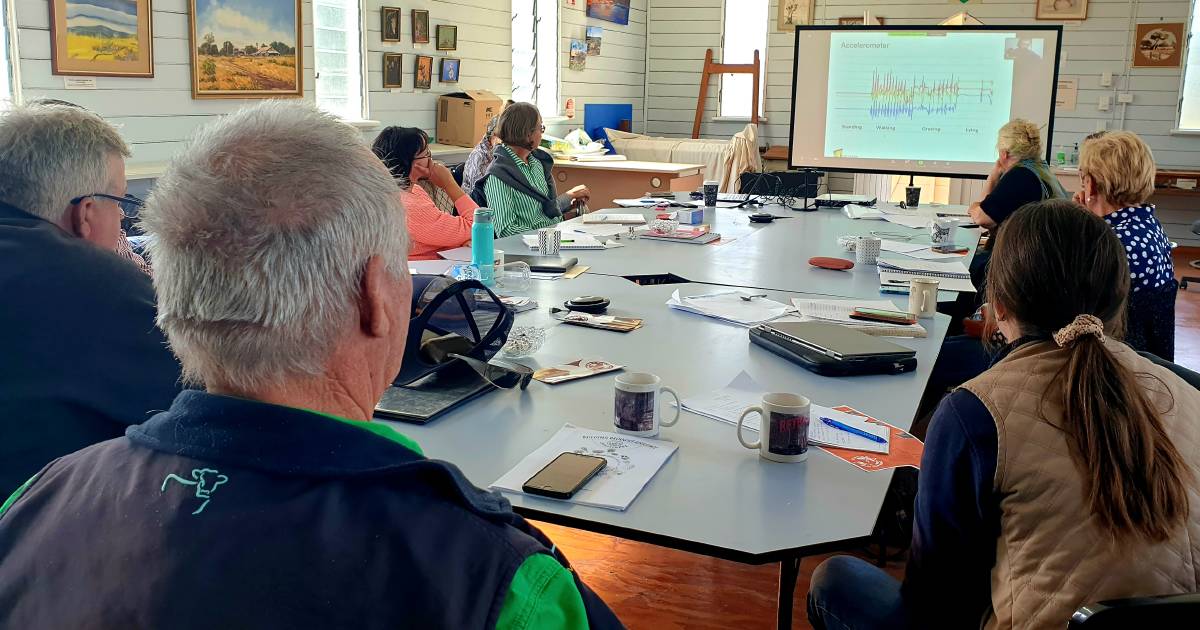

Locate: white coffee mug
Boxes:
[930,218,957,245]
[614,373,680,437]
[538,228,561,255]
[855,236,882,265]
[908,278,939,319]
[737,393,811,463]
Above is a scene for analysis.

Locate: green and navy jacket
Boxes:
[0,390,623,630]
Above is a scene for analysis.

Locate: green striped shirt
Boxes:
[486,145,561,238]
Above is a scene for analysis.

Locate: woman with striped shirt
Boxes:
[472,102,590,238]
[373,126,478,260]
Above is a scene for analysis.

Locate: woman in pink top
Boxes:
[372,127,478,260]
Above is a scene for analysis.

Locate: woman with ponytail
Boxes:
[809,199,1200,630]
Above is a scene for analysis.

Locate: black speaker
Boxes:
[737,169,822,199]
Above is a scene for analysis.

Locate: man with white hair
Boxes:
[0,103,181,496]
[0,101,622,630]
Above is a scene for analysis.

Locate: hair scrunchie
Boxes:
[1053,314,1106,347]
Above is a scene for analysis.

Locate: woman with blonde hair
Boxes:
[809,199,1200,629]
[969,119,1067,230]
[1076,130,1176,359]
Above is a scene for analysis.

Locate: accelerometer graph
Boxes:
[864,70,995,120]
[822,32,1015,163]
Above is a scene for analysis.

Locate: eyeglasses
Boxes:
[69,193,144,218]
[448,352,533,390]
[539,125,546,132]
[414,150,432,160]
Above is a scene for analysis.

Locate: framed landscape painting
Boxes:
[189,0,302,99]
[50,0,155,77]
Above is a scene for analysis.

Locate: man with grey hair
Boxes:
[0,100,622,630]
[0,103,181,496]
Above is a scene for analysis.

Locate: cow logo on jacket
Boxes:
[161,468,229,515]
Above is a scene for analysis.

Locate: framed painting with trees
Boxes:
[189,0,303,99]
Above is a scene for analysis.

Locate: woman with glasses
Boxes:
[372,126,479,260]
[471,102,590,238]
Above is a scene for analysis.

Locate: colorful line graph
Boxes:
[865,70,994,120]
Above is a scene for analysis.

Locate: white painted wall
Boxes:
[550,0,647,137]
[645,0,1200,169]
[8,0,648,167]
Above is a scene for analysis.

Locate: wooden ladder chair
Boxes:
[692,48,760,139]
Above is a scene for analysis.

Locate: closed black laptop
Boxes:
[506,253,579,274]
[749,321,917,376]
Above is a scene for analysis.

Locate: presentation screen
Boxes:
[789,26,1062,178]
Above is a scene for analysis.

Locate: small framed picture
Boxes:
[383,52,403,88]
[1036,0,1088,21]
[439,57,460,83]
[381,7,401,42]
[51,0,155,77]
[412,9,430,44]
[1132,22,1185,68]
[436,24,457,51]
[415,55,433,89]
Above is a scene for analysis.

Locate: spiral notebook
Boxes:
[878,258,975,293]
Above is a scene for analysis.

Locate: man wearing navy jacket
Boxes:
[0,103,181,496]
[0,101,622,630]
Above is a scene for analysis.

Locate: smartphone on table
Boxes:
[931,244,968,254]
[849,308,918,325]
[522,452,607,499]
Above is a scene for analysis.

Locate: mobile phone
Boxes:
[931,244,968,254]
[522,452,607,499]
[646,191,674,198]
[849,308,918,325]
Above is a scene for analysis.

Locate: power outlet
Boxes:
[1100,72,1113,87]
[1117,93,1134,104]
[1098,95,1111,111]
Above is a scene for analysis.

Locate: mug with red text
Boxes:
[737,393,811,463]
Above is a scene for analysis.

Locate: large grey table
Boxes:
[494,202,981,303]
[381,273,951,628]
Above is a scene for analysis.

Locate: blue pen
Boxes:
[820,417,888,444]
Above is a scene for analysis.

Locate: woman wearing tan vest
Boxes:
[808,199,1200,630]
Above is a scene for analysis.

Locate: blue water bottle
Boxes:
[470,208,495,286]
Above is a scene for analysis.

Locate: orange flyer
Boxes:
[815,405,924,472]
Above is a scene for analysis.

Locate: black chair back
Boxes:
[451,162,465,186]
[1070,593,1200,628]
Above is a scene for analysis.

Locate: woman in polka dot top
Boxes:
[1076,131,1177,359]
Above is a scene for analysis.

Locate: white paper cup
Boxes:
[855,236,882,265]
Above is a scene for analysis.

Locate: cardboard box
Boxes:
[436,90,503,148]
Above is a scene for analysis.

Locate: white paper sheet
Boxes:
[677,371,765,429]
[667,290,793,327]
[490,424,678,511]
[789,298,928,337]
[809,407,890,454]
[879,240,928,254]
[843,204,885,220]
[613,198,662,207]
[582,213,646,224]
[408,259,455,275]
[520,233,608,250]
[436,246,474,262]
[881,214,932,229]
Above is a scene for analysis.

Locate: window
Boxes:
[314,0,366,121]
[718,0,767,118]
[512,0,559,116]
[1178,0,1200,130]
[0,0,13,109]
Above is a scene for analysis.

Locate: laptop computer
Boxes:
[749,321,917,376]
[506,253,579,274]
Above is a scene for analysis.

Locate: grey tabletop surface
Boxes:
[493,202,981,303]
[382,273,950,559]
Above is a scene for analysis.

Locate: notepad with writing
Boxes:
[809,406,890,454]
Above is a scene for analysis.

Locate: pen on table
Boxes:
[820,417,888,443]
[561,239,575,244]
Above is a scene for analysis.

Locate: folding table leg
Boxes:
[776,555,802,630]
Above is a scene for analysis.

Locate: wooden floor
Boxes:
[538,248,1200,629]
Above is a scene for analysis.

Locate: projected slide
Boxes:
[788,26,1061,178]
[824,33,1014,162]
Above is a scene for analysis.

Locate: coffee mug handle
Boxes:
[918,289,929,314]
[660,386,681,427]
[737,406,762,449]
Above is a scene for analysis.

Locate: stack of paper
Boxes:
[809,408,890,454]
[409,259,455,276]
[582,213,646,225]
[791,298,927,338]
[878,258,975,293]
[667,290,793,327]
[490,424,678,511]
[880,239,967,261]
